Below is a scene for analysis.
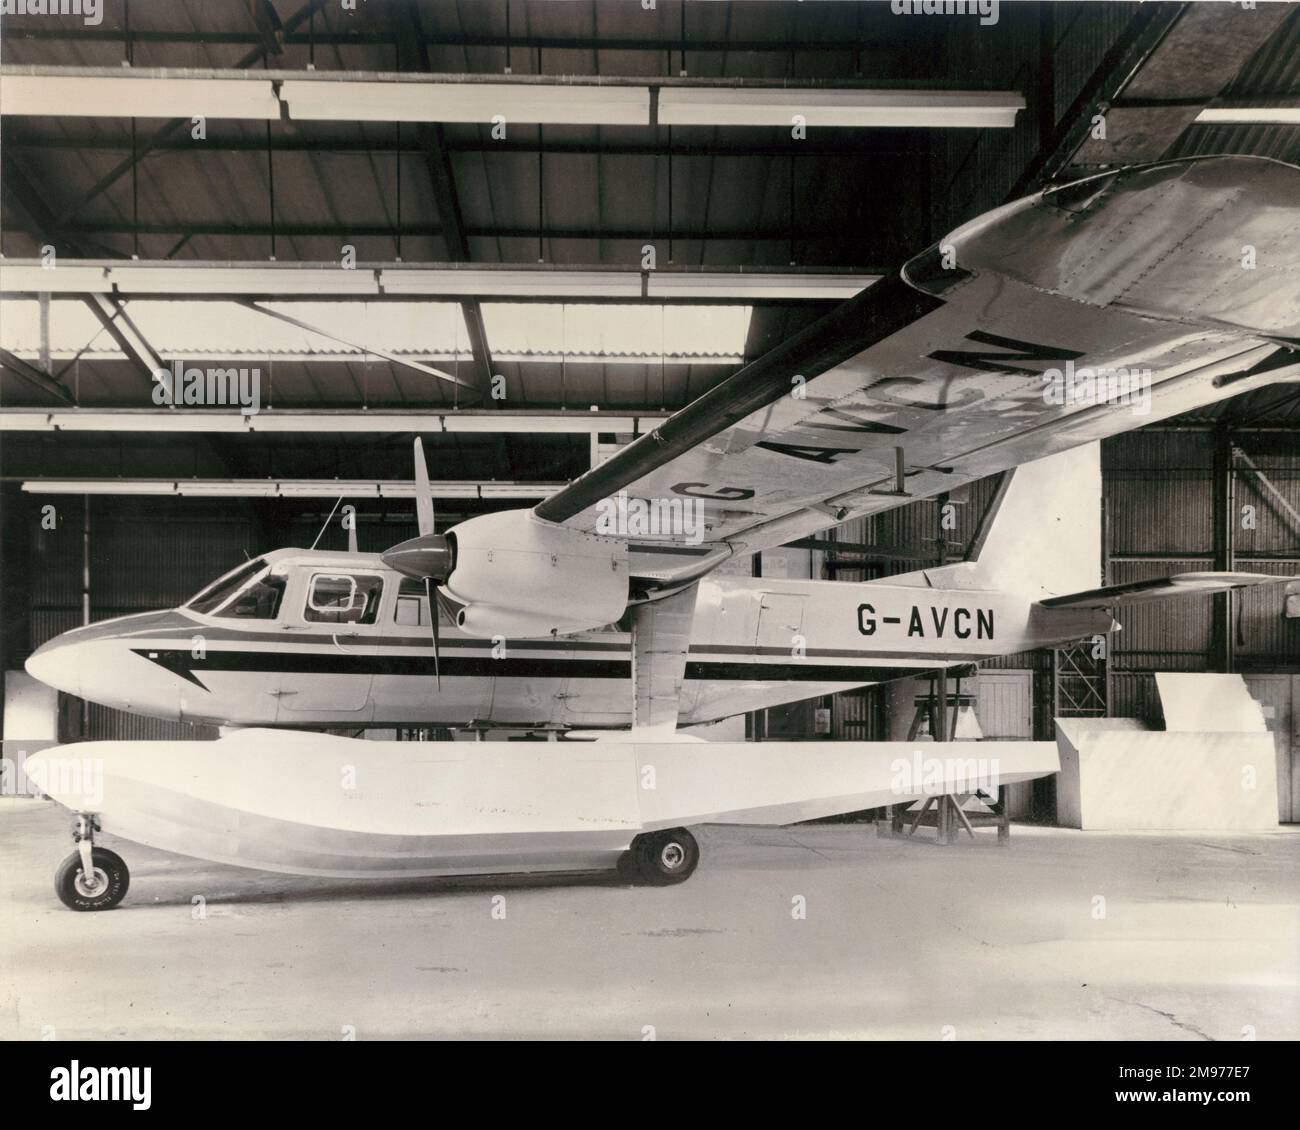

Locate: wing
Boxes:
[536,157,1300,579]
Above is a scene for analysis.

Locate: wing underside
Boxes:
[537,157,1300,572]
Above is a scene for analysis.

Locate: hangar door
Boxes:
[974,671,1035,819]
[1244,675,1299,824]
[974,671,1033,740]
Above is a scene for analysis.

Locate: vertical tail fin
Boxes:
[935,443,1102,599]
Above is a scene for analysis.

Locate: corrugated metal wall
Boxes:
[1051,2,1143,124]
[23,496,267,740]
[1167,4,1300,165]
[1104,430,1300,821]
[1104,432,1300,672]
[24,496,258,655]
[930,2,1141,237]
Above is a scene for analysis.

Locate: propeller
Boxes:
[381,438,455,688]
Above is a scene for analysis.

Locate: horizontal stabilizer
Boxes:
[1039,571,1289,610]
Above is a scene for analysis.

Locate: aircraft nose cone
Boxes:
[25,637,82,697]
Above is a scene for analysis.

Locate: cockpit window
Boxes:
[186,558,268,615]
[305,573,384,625]
[219,573,287,620]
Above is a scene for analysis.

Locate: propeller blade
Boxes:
[414,437,435,537]
[346,512,358,554]
[425,577,441,690]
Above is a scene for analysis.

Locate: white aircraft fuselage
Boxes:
[25,546,1110,729]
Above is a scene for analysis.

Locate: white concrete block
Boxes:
[1055,718,1278,830]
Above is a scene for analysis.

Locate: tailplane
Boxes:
[929,444,1293,606]
[1040,571,1286,609]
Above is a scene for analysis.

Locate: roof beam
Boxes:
[0,348,76,405]
[0,148,163,388]
[1005,3,1186,198]
[1069,3,1295,168]
[17,479,560,500]
[0,409,668,434]
[50,0,332,222]
[52,219,876,245]
[0,29,974,56]
[236,299,476,391]
[0,259,881,302]
[4,134,925,159]
[82,294,166,380]
[246,0,285,59]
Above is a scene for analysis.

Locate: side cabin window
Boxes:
[394,578,452,627]
[305,573,384,625]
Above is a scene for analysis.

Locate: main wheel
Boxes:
[631,828,699,885]
[55,847,130,912]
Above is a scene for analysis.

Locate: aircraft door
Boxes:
[278,571,378,718]
[756,593,807,655]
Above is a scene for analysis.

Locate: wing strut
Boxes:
[630,583,700,734]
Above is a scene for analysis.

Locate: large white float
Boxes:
[26,730,1059,908]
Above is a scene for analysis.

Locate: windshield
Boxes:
[186,558,268,615]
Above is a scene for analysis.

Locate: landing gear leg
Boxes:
[55,814,130,912]
[76,813,94,878]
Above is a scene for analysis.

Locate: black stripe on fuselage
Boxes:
[132,648,942,684]
[157,622,999,663]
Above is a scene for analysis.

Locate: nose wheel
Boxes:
[626,827,699,885]
[54,814,130,911]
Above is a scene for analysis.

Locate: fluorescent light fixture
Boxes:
[281,79,650,126]
[647,272,880,300]
[1195,107,1300,125]
[22,479,559,499]
[0,72,281,120]
[380,268,643,299]
[0,409,668,434]
[20,481,171,496]
[1,69,1019,129]
[109,265,380,296]
[658,87,1024,128]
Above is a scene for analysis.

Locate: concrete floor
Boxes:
[2,798,1297,1040]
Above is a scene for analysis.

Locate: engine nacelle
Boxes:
[443,509,629,637]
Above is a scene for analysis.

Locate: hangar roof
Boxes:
[1,0,1298,489]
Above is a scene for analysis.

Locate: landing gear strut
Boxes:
[54,814,130,912]
[624,827,699,885]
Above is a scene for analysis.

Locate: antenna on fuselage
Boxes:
[310,496,344,551]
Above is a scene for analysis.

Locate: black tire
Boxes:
[55,847,130,912]
[631,828,699,885]
[615,850,639,881]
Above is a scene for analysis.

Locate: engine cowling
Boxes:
[442,510,629,637]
